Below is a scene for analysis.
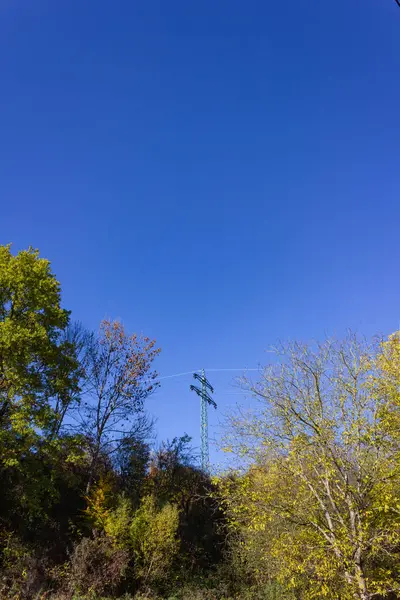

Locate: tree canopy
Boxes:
[2,244,400,600]
[219,335,400,600]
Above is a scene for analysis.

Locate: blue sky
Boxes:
[1,0,399,463]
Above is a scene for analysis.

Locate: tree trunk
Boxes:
[86,446,100,494]
[355,561,370,600]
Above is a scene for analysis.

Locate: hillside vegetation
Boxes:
[1,245,400,600]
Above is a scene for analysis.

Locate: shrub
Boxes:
[0,533,49,599]
[129,496,179,585]
[67,535,129,596]
[102,494,180,586]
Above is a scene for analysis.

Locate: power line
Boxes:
[395,0,400,7]
[159,370,200,380]
[159,367,259,381]
[205,368,260,372]
[218,390,249,395]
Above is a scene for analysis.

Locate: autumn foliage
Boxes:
[2,245,400,600]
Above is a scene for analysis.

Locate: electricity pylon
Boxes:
[190,370,216,473]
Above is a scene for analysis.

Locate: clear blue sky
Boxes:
[1,0,399,462]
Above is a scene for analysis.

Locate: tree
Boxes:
[147,435,226,575]
[0,245,79,443]
[49,321,92,439]
[78,319,160,491]
[371,331,400,437]
[114,435,151,507]
[0,245,81,523]
[147,434,194,500]
[221,334,400,600]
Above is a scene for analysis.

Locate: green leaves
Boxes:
[0,244,82,524]
[87,489,180,584]
[0,244,78,435]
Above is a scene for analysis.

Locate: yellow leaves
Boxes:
[103,496,132,547]
[3,457,19,468]
[9,410,30,435]
[218,446,400,598]
[371,332,400,418]
[85,489,180,584]
[221,445,233,453]
[84,476,114,530]
[127,495,180,582]
[218,332,400,598]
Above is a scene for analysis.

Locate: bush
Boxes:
[160,580,292,600]
[67,535,129,597]
[129,496,179,585]
[0,533,50,599]
[103,495,180,586]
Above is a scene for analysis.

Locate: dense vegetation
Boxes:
[1,244,400,600]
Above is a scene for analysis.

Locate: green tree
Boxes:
[221,334,400,600]
[114,434,151,507]
[0,245,81,521]
[0,245,79,441]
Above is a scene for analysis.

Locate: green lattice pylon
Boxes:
[190,370,216,473]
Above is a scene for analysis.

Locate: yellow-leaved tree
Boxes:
[219,334,400,600]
